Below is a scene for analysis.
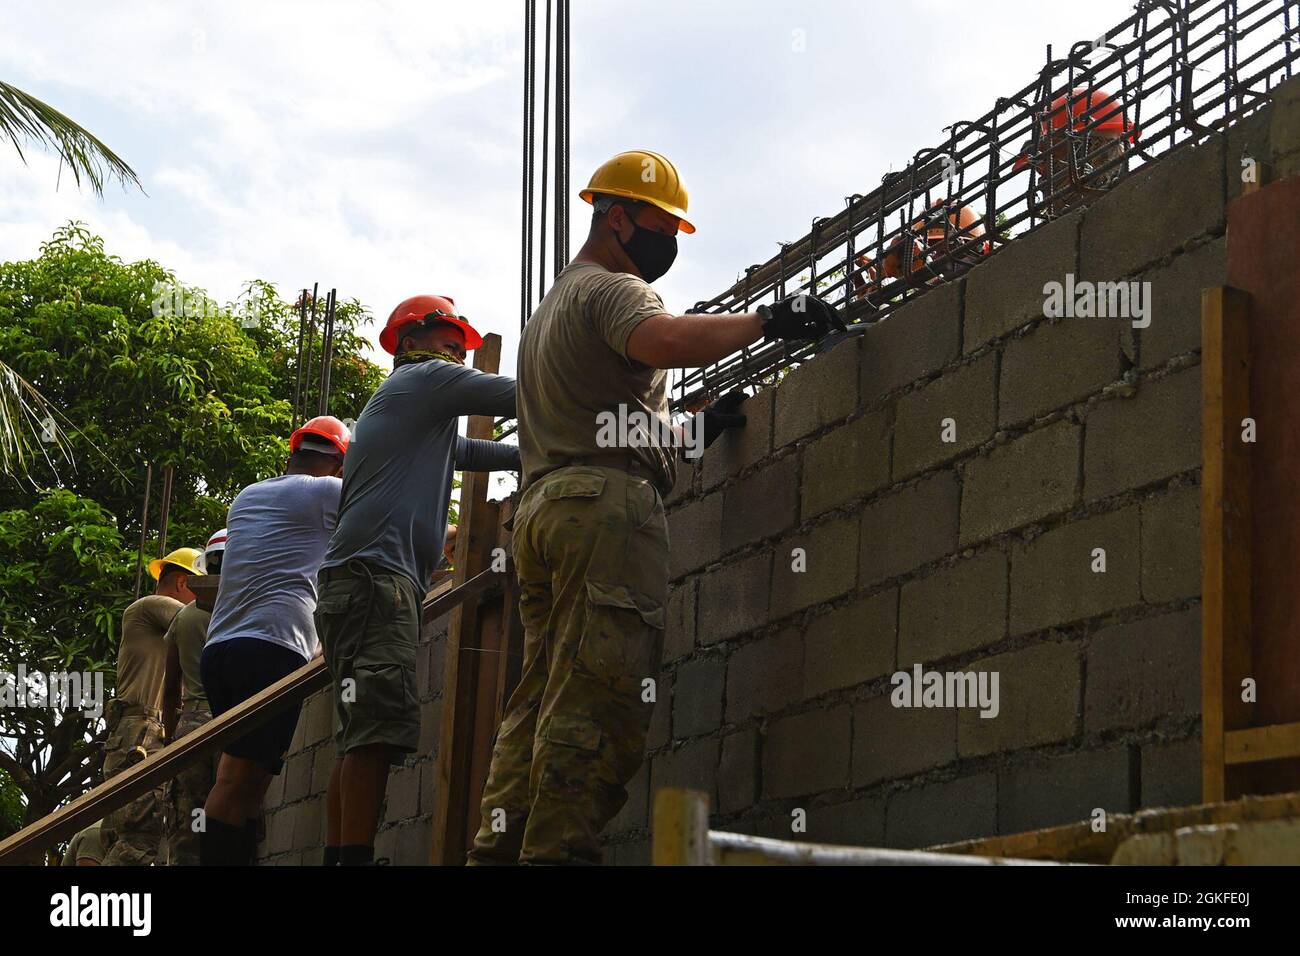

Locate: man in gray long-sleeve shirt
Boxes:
[315,293,519,866]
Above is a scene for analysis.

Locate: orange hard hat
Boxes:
[1016,88,1138,171]
[379,294,484,356]
[1045,88,1138,138]
[290,415,351,457]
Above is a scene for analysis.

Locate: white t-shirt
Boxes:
[206,474,342,661]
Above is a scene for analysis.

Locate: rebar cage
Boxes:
[670,0,1300,413]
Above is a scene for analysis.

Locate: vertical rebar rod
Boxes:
[133,463,153,599]
[318,289,337,417]
[538,0,552,302]
[291,289,309,433]
[156,465,174,559]
[301,282,320,421]
[521,0,536,330]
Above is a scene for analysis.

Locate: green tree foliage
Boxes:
[0,489,130,829]
[0,221,384,548]
[0,223,385,834]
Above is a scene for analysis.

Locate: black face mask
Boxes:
[617,215,678,282]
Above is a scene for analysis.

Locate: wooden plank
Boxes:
[1226,722,1300,765]
[709,832,1079,866]
[1226,176,1300,795]
[934,790,1300,864]
[651,788,711,865]
[0,658,328,864]
[430,333,503,865]
[0,568,493,864]
[1200,285,1253,802]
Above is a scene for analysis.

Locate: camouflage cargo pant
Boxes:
[468,465,668,865]
[101,702,165,866]
[162,703,217,865]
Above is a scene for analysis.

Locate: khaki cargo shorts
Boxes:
[315,560,423,763]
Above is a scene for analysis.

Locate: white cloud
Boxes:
[1,0,1139,381]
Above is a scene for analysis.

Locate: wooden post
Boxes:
[652,788,711,865]
[430,333,504,865]
[1201,286,1253,803]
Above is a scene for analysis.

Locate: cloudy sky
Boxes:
[1,0,1136,374]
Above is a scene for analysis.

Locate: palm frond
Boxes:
[0,81,141,196]
[0,360,75,479]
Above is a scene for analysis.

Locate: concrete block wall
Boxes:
[604,80,1300,861]
[255,613,450,865]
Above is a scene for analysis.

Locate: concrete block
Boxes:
[893,352,997,479]
[698,550,772,645]
[997,746,1136,834]
[762,706,852,799]
[311,744,334,795]
[1084,366,1200,500]
[283,751,313,803]
[963,209,1081,352]
[291,797,323,851]
[647,672,672,751]
[663,578,697,663]
[702,388,774,491]
[665,457,697,507]
[417,697,442,757]
[773,337,860,447]
[724,628,803,721]
[717,728,759,814]
[721,453,799,552]
[608,760,650,834]
[1080,136,1226,280]
[899,550,1007,664]
[852,693,956,787]
[957,641,1081,757]
[392,818,432,866]
[800,409,891,518]
[383,765,421,824]
[771,514,860,618]
[885,774,997,849]
[1010,505,1141,635]
[860,280,962,403]
[802,795,887,849]
[803,589,896,697]
[998,317,1125,426]
[650,737,721,803]
[1226,105,1271,202]
[1141,484,1201,605]
[1132,238,1225,370]
[1084,608,1200,733]
[1269,74,1300,173]
[1141,735,1202,810]
[673,657,726,738]
[302,691,333,746]
[859,471,960,585]
[666,491,723,579]
[960,419,1081,545]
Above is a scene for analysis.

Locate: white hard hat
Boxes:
[199,528,228,574]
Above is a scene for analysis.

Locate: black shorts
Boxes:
[200,637,307,775]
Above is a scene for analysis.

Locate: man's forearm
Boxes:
[627,312,763,369]
[455,436,521,472]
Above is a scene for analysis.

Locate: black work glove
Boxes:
[698,390,748,449]
[757,293,847,343]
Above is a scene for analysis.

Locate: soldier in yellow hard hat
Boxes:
[468,149,843,865]
[101,546,200,866]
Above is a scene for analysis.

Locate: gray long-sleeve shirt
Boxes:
[321,358,519,590]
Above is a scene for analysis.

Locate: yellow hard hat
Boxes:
[580,149,695,234]
[148,547,203,582]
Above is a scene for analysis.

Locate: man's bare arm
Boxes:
[625,312,763,369]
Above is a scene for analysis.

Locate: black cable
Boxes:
[521,0,534,330]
